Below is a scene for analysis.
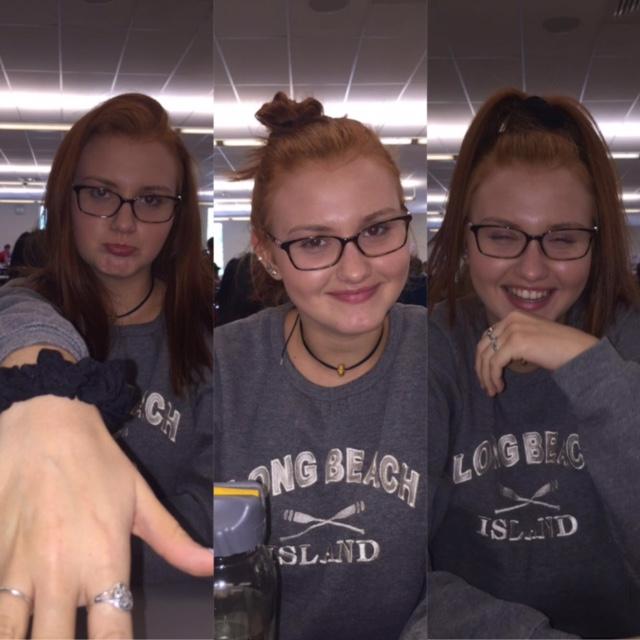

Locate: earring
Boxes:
[268,266,280,278]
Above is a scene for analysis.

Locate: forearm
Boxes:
[554,338,640,574]
[428,569,578,639]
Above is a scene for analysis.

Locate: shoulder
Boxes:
[214,306,283,359]
[605,303,640,361]
[429,296,484,374]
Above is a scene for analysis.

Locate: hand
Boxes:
[0,395,213,639]
[475,310,599,397]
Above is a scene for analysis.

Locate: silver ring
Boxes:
[92,582,133,612]
[486,325,499,352]
[0,587,33,612]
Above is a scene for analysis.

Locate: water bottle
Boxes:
[214,482,277,640]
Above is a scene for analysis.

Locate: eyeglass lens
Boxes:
[76,186,176,223]
[475,225,594,259]
[287,215,410,269]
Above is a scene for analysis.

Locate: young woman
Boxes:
[214,92,427,640]
[0,93,213,638]
[427,88,640,638]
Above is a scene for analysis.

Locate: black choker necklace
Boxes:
[115,279,155,319]
[298,315,385,377]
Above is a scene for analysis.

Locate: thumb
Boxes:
[131,476,213,577]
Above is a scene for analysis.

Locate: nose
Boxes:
[335,239,371,283]
[110,200,137,232]
[514,238,549,280]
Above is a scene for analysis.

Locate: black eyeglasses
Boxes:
[73,185,181,224]
[267,213,412,271]
[467,222,598,260]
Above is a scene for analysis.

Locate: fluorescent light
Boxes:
[427,193,448,204]
[427,154,455,161]
[215,99,426,131]
[215,138,263,147]
[214,179,254,192]
[0,198,42,204]
[623,193,640,202]
[215,136,426,147]
[0,164,50,174]
[0,91,212,116]
[214,215,251,222]
[178,127,212,135]
[215,203,252,213]
[612,152,640,159]
[379,137,414,145]
[0,187,44,194]
[214,198,251,205]
[599,122,640,139]
[0,122,70,131]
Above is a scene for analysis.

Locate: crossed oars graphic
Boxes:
[494,481,560,514]
[280,501,366,541]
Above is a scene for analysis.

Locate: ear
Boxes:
[251,229,282,280]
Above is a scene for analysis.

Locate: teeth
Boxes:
[508,287,549,301]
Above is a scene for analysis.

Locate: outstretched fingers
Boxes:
[132,478,213,578]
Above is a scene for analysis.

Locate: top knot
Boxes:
[256,92,326,136]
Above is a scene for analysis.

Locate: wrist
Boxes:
[0,349,139,432]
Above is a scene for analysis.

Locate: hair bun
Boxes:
[256,92,325,135]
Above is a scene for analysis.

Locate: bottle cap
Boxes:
[213,481,267,557]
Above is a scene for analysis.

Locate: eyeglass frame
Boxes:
[266,212,413,271]
[467,222,598,261]
[72,184,182,224]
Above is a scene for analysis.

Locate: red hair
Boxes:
[31,93,212,394]
[236,92,405,305]
[427,88,639,336]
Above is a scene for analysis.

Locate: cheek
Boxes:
[555,258,592,292]
[467,251,502,290]
[281,268,329,297]
[145,223,173,257]
[70,211,96,256]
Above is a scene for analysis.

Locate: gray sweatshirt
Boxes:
[214,304,427,640]
[0,282,213,585]
[428,294,640,638]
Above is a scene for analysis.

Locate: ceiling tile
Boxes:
[291,36,359,85]
[354,37,426,83]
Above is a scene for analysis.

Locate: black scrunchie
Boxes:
[0,349,140,432]
[520,95,567,130]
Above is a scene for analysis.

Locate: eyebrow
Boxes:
[286,207,402,236]
[76,176,175,194]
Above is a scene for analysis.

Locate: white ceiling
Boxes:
[0,0,213,197]
[213,0,427,216]
[428,0,640,223]
[0,0,637,224]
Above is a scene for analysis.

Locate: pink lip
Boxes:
[104,243,136,257]
[328,285,379,304]
[503,286,554,312]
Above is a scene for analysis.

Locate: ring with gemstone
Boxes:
[92,582,133,612]
[486,325,499,352]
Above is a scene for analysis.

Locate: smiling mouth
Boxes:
[329,285,379,303]
[505,286,553,302]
